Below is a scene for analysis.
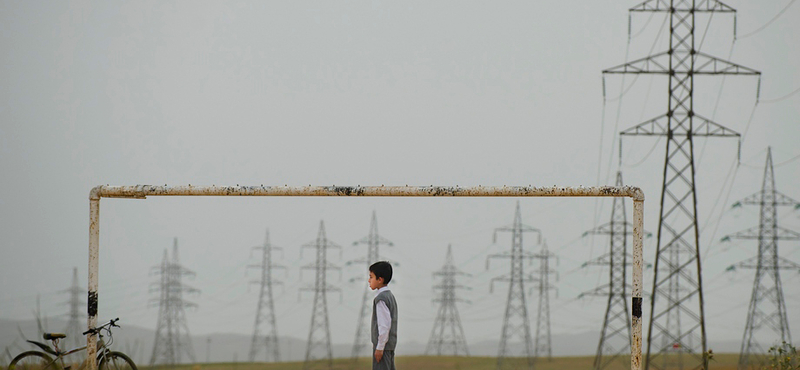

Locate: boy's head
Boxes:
[368,261,393,290]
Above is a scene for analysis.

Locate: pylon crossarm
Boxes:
[776,257,800,270]
[630,0,735,13]
[773,191,800,206]
[495,225,541,233]
[628,0,670,12]
[620,114,668,136]
[431,298,472,303]
[433,271,469,277]
[181,284,200,294]
[175,266,196,276]
[325,241,343,250]
[582,254,612,267]
[604,52,759,76]
[486,252,514,262]
[696,0,736,12]
[182,301,199,309]
[693,52,760,75]
[583,222,615,235]
[774,227,800,240]
[345,257,367,265]
[729,256,758,269]
[692,115,741,137]
[357,234,393,245]
[737,191,800,207]
[487,251,538,262]
[603,52,670,74]
[727,226,800,240]
[579,284,612,298]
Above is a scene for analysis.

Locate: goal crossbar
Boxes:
[86,184,645,370]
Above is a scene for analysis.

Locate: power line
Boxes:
[758,85,800,104]
[737,0,798,39]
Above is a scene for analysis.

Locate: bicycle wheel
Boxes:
[98,352,137,370]
[8,351,60,370]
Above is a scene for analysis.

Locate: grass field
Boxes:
[147,353,744,370]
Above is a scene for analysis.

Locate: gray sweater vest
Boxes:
[371,289,398,350]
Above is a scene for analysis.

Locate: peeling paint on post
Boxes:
[87,198,99,370]
[89,184,645,200]
[631,199,644,370]
[86,184,645,370]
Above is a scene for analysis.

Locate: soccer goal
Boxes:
[85,184,645,370]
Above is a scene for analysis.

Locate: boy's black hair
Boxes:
[369,261,393,285]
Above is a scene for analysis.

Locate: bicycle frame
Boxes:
[29,322,117,370]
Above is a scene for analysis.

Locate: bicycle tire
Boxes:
[98,352,137,370]
[8,351,61,370]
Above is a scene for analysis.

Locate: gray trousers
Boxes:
[372,349,396,370]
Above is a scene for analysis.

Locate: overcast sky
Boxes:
[1,0,799,354]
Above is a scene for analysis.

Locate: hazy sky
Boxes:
[1,0,798,353]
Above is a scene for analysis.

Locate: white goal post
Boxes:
[86,185,645,370]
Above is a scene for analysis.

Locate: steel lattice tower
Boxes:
[300,221,342,370]
[350,211,393,360]
[604,2,760,369]
[580,172,634,370]
[149,238,199,366]
[487,202,541,370]
[532,241,555,361]
[248,229,285,363]
[63,267,85,351]
[426,244,470,357]
[721,148,800,370]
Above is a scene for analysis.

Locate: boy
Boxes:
[369,261,398,370]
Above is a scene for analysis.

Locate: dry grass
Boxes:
[144,353,742,370]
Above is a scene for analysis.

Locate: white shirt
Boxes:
[375,286,392,350]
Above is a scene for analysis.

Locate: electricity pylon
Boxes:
[248,229,285,363]
[580,172,635,370]
[62,267,85,351]
[149,238,199,366]
[487,202,541,370]
[532,241,556,361]
[603,2,760,369]
[721,148,800,370]
[350,211,394,360]
[300,221,342,370]
[426,244,470,356]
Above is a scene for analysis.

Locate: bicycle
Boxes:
[7,318,137,370]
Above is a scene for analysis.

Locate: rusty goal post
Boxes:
[86,184,645,370]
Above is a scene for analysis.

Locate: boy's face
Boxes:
[368,271,384,290]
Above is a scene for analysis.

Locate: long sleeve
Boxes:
[375,300,391,350]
